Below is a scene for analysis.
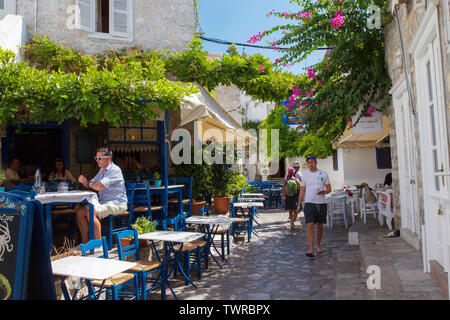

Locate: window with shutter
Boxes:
[75,0,132,39]
[110,0,130,37]
[76,0,94,32]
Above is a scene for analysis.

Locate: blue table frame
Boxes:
[148,185,184,229]
[34,191,98,249]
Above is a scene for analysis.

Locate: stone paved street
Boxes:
[146,208,446,300]
[151,209,371,300]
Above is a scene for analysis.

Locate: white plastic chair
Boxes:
[373,183,384,191]
[377,189,394,230]
[360,188,379,224]
[328,195,349,229]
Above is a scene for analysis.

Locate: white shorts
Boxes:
[79,202,128,220]
[96,202,128,220]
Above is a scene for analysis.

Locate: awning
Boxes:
[109,144,159,153]
[179,82,257,146]
[333,115,390,149]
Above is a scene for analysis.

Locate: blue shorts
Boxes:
[304,203,327,224]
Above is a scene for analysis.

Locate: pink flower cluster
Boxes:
[366,105,376,115]
[247,31,265,44]
[307,68,316,79]
[296,10,311,21]
[330,10,345,30]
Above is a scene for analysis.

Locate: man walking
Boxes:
[297,155,331,257]
[76,147,128,244]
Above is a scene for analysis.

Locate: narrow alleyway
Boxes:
[152,209,370,300]
[148,208,446,300]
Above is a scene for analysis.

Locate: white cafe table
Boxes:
[138,230,205,300]
[51,255,136,300]
[241,193,264,197]
[35,190,100,247]
[185,215,237,265]
[232,202,264,239]
[233,202,264,208]
[238,197,265,202]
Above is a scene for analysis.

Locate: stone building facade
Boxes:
[384,0,450,294]
[0,0,195,179]
[15,0,194,54]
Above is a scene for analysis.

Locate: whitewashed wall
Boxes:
[286,147,389,189]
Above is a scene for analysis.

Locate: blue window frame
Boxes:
[376,147,392,169]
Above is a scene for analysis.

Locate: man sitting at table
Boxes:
[5,157,34,186]
[76,147,128,244]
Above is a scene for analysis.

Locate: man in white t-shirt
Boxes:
[297,155,331,257]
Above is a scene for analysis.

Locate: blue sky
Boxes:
[197,0,324,76]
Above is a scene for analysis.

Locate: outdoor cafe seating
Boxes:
[0,176,263,300]
[115,228,165,300]
[79,237,140,300]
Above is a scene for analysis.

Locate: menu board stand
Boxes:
[0,193,56,300]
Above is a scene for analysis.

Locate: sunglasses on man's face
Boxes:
[94,156,109,161]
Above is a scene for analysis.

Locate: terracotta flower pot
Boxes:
[213,196,231,215]
[191,200,206,216]
[120,237,149,248]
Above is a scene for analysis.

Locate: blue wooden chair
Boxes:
[79,237,139,300]
[6,183,33,192]
[204,206,230,260]
[128,182,164,225]
[7,189,30,198]
[115,229,169,300]
[175,177,193,217]
[173,214,208,284]
[230,200,252,242]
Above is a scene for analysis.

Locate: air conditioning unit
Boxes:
[259,164,270,176]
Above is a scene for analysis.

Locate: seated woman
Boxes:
[48,159,76,183]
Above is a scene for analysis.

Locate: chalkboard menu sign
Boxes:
[0,209,20,300]
[76,130,93,164]
[0,193,34,300]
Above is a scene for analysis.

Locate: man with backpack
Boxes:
[283,167,302,230]
[297,155,331,257]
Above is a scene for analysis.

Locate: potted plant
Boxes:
[173,147,213,215]
[229,173,249,200]
[153,172,161,187]
[211,163,235,214]
[121,216,156,248]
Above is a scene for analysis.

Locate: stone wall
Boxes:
[16,0,195,55]
[384,1,426,237]
[385,0,450,244]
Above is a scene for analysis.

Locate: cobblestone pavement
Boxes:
[59,207,445,300]
[355,217,446,300]
[151,209,372,300]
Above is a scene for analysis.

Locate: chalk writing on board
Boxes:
[0,221,13,261]
[0,273,12,300]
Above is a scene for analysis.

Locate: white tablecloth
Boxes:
[51,256,136,280]
[138,230,204,243]
[186,215,236,226]
[35,190,101,208]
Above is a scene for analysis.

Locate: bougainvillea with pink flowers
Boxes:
[255,0,392,145]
